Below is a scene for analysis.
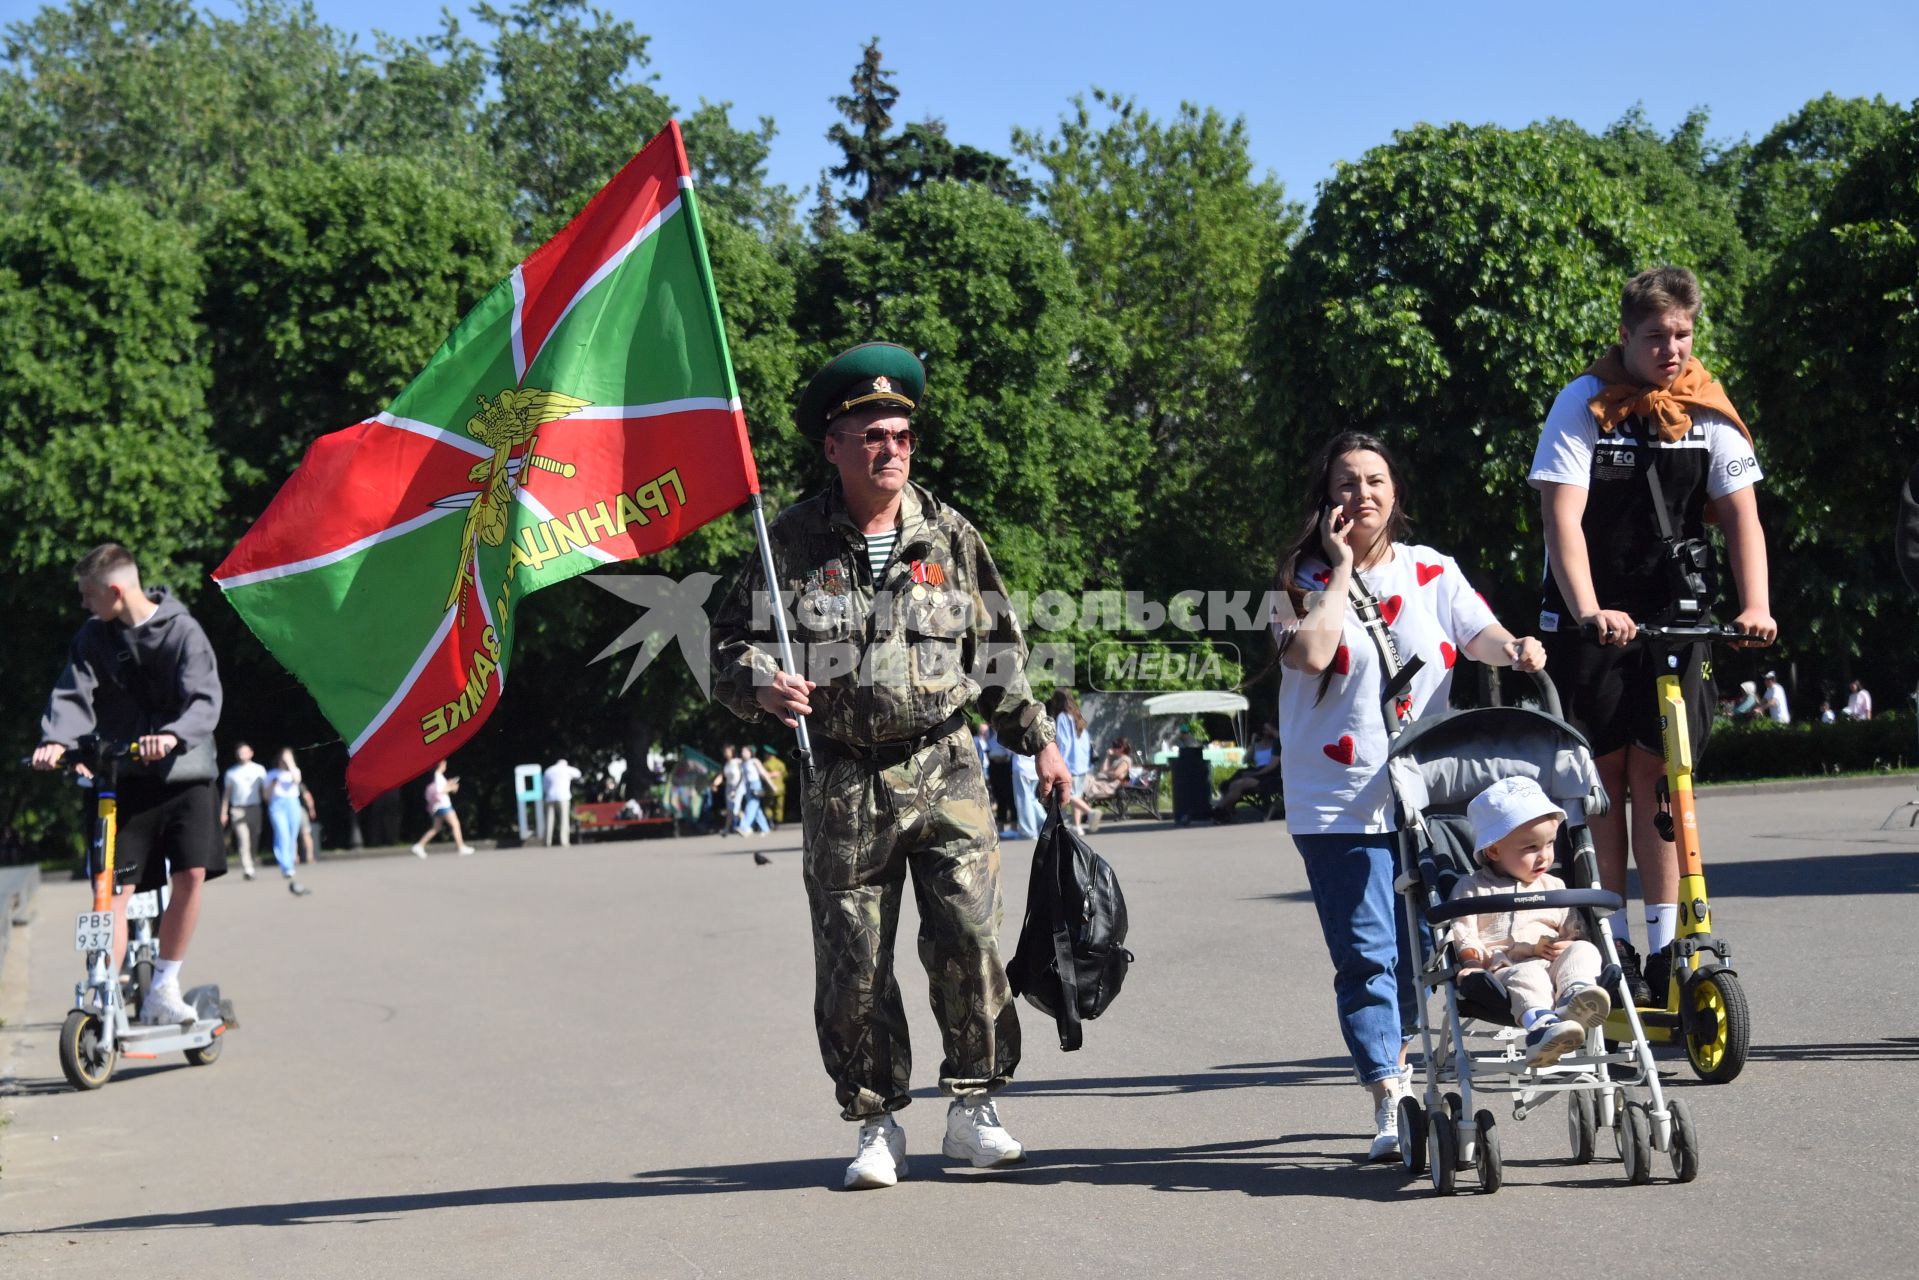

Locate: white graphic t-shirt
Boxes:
[223,760,267,807]
[1275,544,1499,835]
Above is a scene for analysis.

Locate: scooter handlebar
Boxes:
[1579,620,1749,643]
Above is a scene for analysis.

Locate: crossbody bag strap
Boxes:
[1348,574,1422,731]
[1642,444,1682,542]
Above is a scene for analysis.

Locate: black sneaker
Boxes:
[1616,940,1654,1008]
[1643,946,1673,1009]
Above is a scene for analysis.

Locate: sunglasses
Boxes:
[836,426,916,452]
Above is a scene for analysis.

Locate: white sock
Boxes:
[1645,904,1678,953]
[153,958,182,989]
[1608,909,1634,947]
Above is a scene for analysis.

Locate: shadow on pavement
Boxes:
[2,1061,194,1098]
[1702,851,1919,898]
[35,1135,1433,1231]
[977,1056,1356,1100]
[1746,1037,1919,1064]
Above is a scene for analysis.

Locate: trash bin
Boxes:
[1169,745,1213,826]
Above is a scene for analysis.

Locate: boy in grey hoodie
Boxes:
[32,544,230,1024]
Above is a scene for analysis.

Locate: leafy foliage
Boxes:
[796,180,1132,593]
[0,181,227,845]
[1743,105,1919,670]
[201,152,515,493]
[1017,90,1301,594]
[823,38,1028,229]
[1254,121,1714,623]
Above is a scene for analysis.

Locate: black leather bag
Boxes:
[1007,801,1134,1050]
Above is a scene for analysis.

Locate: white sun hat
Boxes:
[1468,776,1566,856]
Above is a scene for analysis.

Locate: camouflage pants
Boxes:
[802,726,1020,1121]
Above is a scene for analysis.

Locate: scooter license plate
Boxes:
[126,891,161,920]
[74,910,115,952]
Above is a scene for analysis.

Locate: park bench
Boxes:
[570,801,674,840]
[1091,764,1165,822]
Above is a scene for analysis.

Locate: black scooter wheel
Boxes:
[185,1033,222,1067]
[1684,970,1751,1084]
[59,1009,116,1090]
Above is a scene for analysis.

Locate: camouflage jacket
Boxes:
[711,480,1054,754]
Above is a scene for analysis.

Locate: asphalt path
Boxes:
[3,776,1917,1278]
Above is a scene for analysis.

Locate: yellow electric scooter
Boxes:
[1597,622,1752,1084]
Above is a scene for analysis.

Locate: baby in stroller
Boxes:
[1452,777,1612,1068]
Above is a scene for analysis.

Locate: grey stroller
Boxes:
[1384,670,1701,1194]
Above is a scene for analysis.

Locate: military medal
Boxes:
[910,560,928,584]
[823,564,847,596]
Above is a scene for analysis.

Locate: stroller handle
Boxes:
[1519,668,1564,721]
[1425,887,1623,925]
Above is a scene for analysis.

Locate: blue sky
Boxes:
[231,1,1918,207]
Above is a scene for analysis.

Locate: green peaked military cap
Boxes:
[793,342,925,442]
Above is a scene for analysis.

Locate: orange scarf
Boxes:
[1583,348,1752,446]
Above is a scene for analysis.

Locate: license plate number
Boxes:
[126,891,160,920]
[74,910,115,952]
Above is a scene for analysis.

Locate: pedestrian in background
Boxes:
[411,759,474,857]
[738,745,774,835]
[542,757,583,846]
[220,741,266,881]
[1048,689,1095,834]
[1846,679,1873,720]
[263,748,314,896]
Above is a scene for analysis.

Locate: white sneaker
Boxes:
[457,845,475,856]
[139,979,198,1026]
[411,843,427,858]
[942,1095,1025,1167]
[1367,1077,1407,1162]
[843,1113,908,1189]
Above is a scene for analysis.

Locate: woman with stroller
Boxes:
[1273,430,1545,1161]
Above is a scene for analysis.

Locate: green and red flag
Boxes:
[215,121,758,807]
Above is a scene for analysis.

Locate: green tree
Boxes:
[824,38,1028,228]
[1576,107,1753,369]
[200,151,515,492]
[1016,90,1301,594]
[1744,107,1919,668]
[793,180,1133,595]
[1254,122,1712,619]
[0,181,226,846]
[0,0,363,227]
[1738,93,1905,266]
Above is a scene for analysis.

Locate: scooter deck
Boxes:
[114,1018,223,1056]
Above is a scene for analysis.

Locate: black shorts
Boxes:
[112,777,227,893]
[1543,630,1716,762]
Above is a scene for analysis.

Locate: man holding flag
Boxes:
[711,343,1071,1190]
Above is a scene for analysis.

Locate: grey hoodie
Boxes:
[39,587,223,782]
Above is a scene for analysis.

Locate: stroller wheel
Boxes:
[1443,1091,1462,1122]
[1397,1095,1427,1176]
[1620,1102,1654,1185]
[1568,1090,1598,1164]
[1428,1112,1459,1196]
[1473,1111,1504,1193]
[1667,1097,1701,1183]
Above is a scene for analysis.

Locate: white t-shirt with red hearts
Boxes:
[1274,544,1499,835]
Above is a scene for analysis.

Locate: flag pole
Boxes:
[749,493,814,775]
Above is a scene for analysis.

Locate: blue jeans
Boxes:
[740,794,771,833]
[268,795,303,877]
[1012,770,1043,839]
[1292,831,1422,1085]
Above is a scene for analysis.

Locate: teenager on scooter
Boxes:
[31,543,227,1025]
[1529,267,1776,1004]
